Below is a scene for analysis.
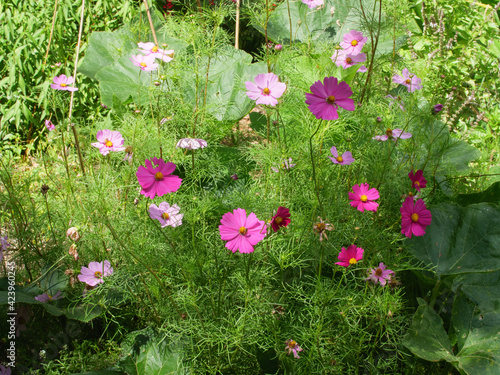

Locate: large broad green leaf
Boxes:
[457,181,500,206]
[78,29,138,80]
[181,46,267,123]
[403,298,456,362]
[253,0,340,44]
[71,371,123,375]
[404,299,500,374]
[78,20,188,109]
[453,270,500,315]
[64,303,103,322]
[118,328,187,375]
[408,203,500,277]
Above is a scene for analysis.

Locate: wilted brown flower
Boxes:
[313,217,334,241]
[41,184,50,196]
[66,227,81,242]
[68,244,79,261]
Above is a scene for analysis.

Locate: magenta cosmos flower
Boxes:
[138,42,174,63]
[331,50,367,72]
[137,158,182,199]
[393,68,422,93]
[285,339,303,359]
[78,260,113,287]
[245,73,286,106]
[366,263,394,286]
[91,129,126,156]
[35,291,63,303]
[349,183,379,212]
[176,138,207,150]
[0,236,10,262]
[305,77,355,120]
[336,245,364,267]
[130,54,158,72]
[51,75,78,91]
[45,120,55,131]
[329,146,354,165]
[408,169,427,192]
[301,0,324,9]
[372,128,412,141]
[149,202,183,228]
[271,206,291,232]
[340,30,367,55]
[400,196,432,238]
[219,208,267,254]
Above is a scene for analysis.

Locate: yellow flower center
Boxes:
[140,62,147,67]
[287,340,297,348]
[351,40,358,46]
[326,95,336,104]
[405,79,411,85]
[414,181,420,186]
[386,128,393,137]
[152,46,158,52]
[47,294,53,300]
[162,212,170,220]
[411,213,419,222]
[60,83,67,87]
[275,217,283,224]
[94,271,103,278]
[346,57,352,63]
[263,87,270,95]
[239,226,247,235]
[315,223,326,232]
[155,172,164,181]
[375,268,383,277]
[408,192,414,197]
[349,258,357,264]
[336,156,343,163]
[360,195,368,202]
[104,139,113,147]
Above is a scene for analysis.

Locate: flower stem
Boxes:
[309,120,323,211]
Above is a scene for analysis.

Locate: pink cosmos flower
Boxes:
[91,129,126,156]
[348,183,379,212]
[400,196,432,238]
[51,75,78,91]
[35,291,63,303]
[340,30,368,55]
[231,174,238,180]
[15,305,31,337]
[393,68,422,93]
[271,206,291,232]
[305,77,355,120]
[45,120,55,131]
[271,157,296,172]
[149,202,183,228]
[219,208,267,254]
[0,236,9,262]
[285,339,303,359]
[245,73,286,106]
[136,157,182,199]
[386,94,405,111]
[336,245,364,267]
[130,54,158,72]
[0,365,11,375]
[301,0,324,9]
[176,138,207,150]
[331,50,367,72]
[372,128,412,141]
[329,146,354,165]
[408,170,427,192]
[366,263,394,286]
[138,42,174,63]
[77,260,113,287]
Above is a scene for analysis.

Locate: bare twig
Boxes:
[43,0,59,70]
[68,0,86,176]
[142,0,158,46]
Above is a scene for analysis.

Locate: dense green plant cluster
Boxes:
[1,0,499,374]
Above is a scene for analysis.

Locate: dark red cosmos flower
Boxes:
[271,206,291,232]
